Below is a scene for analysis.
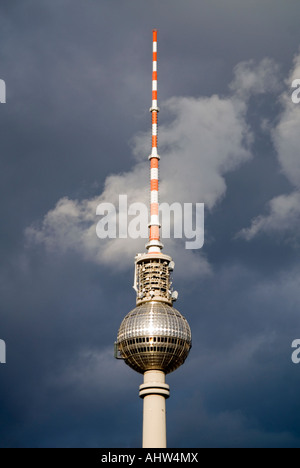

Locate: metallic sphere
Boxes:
[117,302,192,374]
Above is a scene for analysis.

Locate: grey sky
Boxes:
[1,0,300,448]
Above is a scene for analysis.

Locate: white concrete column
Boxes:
[139,370,170,448]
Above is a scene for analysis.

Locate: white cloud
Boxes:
[134,94,251,210]
[27,58,279,274]
[273,53,300,189]
[238,192,300,243]
[239,52,300,242]
[230,58,281,98]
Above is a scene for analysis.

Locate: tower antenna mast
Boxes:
[147,29,163,254]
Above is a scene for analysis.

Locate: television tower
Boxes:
[116,30,192,449]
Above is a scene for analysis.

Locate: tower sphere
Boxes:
[117,302,192,374]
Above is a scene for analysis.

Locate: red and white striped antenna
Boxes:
[146,29,163,254]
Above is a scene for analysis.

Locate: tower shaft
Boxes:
[139,370,170,448]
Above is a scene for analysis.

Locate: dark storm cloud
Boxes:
[1,0,300,448]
